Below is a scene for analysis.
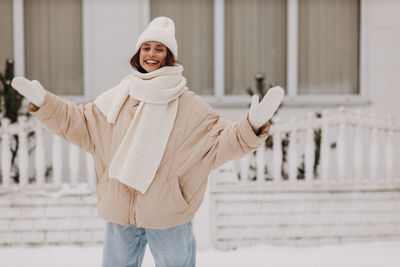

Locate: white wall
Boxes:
[0,194,104,246]
[211,187,400,249]
[83,0,148,100]
[362,0,400,115]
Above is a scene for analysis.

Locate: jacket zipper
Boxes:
[130,190,137,225]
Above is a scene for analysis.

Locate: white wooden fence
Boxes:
[1,108,400,248]
[2,107,398,192]
[0,117,100,246]
[208,107,400,249]
[212,107,400,188]
[0,116,95,195]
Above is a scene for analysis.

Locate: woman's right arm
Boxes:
[12,77,96,153]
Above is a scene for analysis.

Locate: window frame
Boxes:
[284,0,368,107]
[12,0,88,103]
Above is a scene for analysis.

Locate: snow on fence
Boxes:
[209,107,400,249]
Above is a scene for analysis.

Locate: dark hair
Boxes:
[130,47,178,73]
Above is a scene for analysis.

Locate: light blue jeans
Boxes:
[102,221,196,267]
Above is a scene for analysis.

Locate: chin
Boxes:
[144,66,160,72]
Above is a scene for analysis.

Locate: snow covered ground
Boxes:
[1,241,400,267]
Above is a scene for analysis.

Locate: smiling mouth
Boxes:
[145,60,159,65]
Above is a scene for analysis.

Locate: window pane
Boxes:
[151,0,214,95]
[225,0,287,95]
[0,0,13,66]
[24,0,83,95]
[298,0,359,95]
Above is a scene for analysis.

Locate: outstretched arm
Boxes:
[193,87,284,170]
[12,77,96,153]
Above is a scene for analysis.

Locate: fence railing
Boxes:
[216,107,400,192]
[1,107,399,194]
[0,116,95,196]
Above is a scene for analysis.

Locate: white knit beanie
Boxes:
[135,16,178,59]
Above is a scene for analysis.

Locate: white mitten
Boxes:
[11,77,46,107]
[249,86,284,131]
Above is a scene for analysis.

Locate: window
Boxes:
[225,0,287,95]
[146,0,361,104]
[0,0,13,66]
[24,0,83,95]
[298,0,359,95]
[151,0,214,95]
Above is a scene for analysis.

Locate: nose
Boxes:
[149,48,155,57]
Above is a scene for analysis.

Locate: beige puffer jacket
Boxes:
[29,90,270,229]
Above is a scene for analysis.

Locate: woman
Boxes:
[12,17,283,267]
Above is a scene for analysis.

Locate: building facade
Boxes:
[1,0,399,119]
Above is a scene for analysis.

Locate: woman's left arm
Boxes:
[198,87,283,170]
[204,111,270,170]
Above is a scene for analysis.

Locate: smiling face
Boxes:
[139,41,168,72]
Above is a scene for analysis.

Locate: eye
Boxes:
[142,47,150,51]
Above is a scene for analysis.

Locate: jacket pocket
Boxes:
[169,177,189,213]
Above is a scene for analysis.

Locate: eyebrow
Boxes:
[143,43,165,47]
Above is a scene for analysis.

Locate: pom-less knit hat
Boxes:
[135,16,178,59]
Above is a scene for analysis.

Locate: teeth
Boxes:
[146,60,157,64]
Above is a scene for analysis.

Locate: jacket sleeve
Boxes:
[192,94,270,170]
[28,91,96,154]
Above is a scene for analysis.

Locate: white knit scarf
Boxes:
[94,65,187,194]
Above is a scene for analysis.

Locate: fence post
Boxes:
[35,121,46,186]
[1,118,12,187]
[320,110,330,182]
[52,135,63,186]
[288,116,298,182]
[337,107,346,182]
[305,113,315,182]
[353,110,363,182]
[385,115,394,181]
[256,145,265,183]
[69,144,80,186]
[18,116,29,186]
[240,155,250,183]
[369,113,378,181]
[272,117,282,182]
